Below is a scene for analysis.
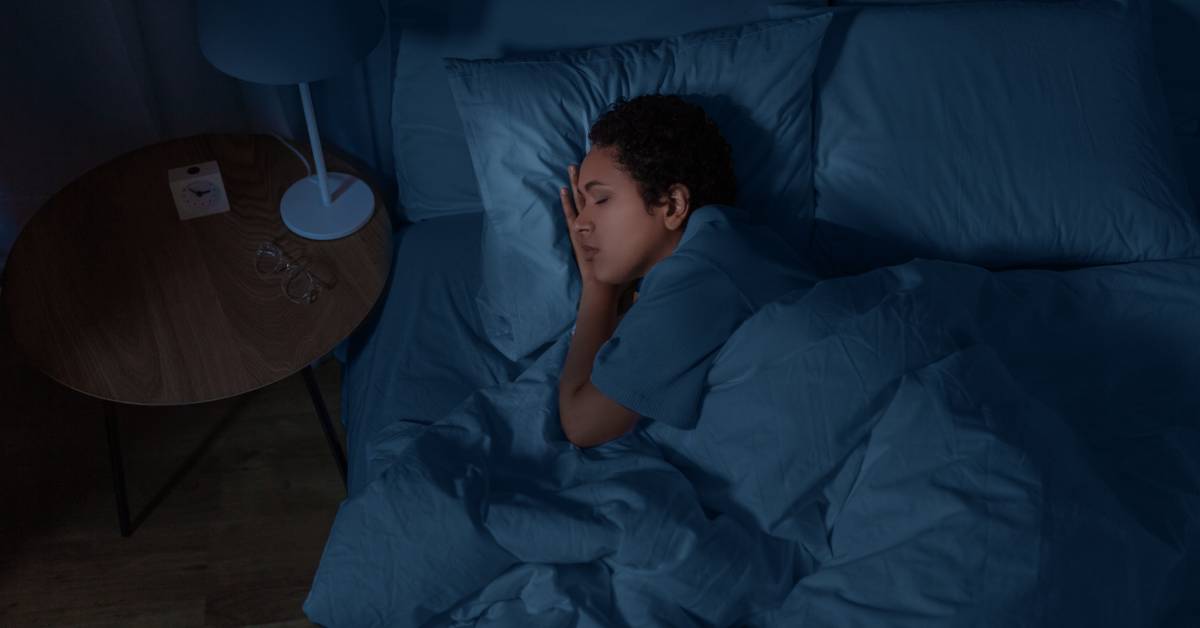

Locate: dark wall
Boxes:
[1153,0,1200,204]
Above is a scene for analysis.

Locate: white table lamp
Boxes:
[197,0,383,240]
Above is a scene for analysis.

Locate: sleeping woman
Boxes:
[558,93,817,448]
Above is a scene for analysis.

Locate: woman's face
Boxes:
[573,145,687,286]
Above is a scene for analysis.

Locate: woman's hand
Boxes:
[560,163,600,287]
[561,163,638,308]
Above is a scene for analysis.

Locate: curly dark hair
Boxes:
[587,94,737,217]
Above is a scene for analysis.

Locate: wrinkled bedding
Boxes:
[305,257,1200,627]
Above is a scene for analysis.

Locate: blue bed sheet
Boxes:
[335,212,528,498]
[312,248,1200,627]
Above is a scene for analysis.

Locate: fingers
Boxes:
[562,163,580,220]
[568,164,584,210]
[560,184,574,221]
[569,164,585,210]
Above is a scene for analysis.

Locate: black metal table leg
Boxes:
[103,400,132,537]
[99,393,248,538]
[97,366,342,537]
[302,363,348,488]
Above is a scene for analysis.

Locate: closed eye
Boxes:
[596,198,608,205]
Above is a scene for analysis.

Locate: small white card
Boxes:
[168,160,231,220]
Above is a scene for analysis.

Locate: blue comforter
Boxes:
[304,257,1200,627]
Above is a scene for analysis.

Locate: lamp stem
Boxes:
[297,82,332,207]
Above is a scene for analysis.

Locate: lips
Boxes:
[582,245,599,255]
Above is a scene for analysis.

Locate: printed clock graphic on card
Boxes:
[184,180,218,209]
[168,160,231,220]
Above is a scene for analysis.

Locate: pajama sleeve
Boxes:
[590,252,753,429]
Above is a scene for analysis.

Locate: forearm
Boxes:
[559,286,621,396]
[558,283,644,447]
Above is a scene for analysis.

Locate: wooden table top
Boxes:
[2,133,393,406]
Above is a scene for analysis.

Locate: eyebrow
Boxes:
[583,181,611,192]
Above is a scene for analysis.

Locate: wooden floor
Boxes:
[0,301,346,627]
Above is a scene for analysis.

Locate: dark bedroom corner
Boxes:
[0,296,349,626]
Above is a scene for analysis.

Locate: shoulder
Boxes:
[642,250,732,290]
[674,205,762,262]
[637,250,751,312]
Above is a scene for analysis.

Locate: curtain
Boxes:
[0,0,399,282]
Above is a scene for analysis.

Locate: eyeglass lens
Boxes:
[255,242,322,303]
[255,246,284,275]
[285,267,318,303]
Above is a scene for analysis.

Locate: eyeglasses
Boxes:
[254,241,329,304]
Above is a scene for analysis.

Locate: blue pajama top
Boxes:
[590,203,818,430]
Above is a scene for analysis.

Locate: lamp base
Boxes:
[281,172,375,240]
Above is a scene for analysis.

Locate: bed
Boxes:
[308,1,1200,626]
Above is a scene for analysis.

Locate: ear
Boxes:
[660,184,691,231]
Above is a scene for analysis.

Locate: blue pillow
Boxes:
[769,0,1200,269]
[389,0,785,222]
[443,14,834,362]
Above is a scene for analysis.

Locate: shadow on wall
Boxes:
[391,0,487,38]
[1153,0,1200,205]
[1153,0,1200,84]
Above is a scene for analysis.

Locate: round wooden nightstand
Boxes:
[1,133,393,536]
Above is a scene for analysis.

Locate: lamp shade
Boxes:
[197,0,384,85]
